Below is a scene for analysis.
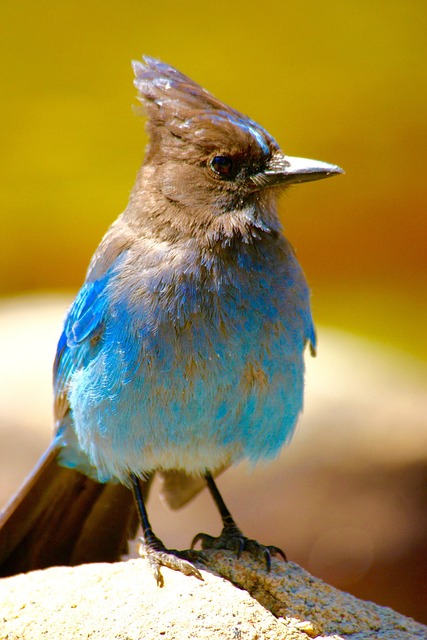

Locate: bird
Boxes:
[0,56,342,586]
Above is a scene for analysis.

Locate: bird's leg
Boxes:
[191,472,286,571]
[130,474,203,586]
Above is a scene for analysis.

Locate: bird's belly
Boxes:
[68,313,306,483]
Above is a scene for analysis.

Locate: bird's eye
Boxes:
[210,155,233,178]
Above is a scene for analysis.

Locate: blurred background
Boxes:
[1,0,426,624]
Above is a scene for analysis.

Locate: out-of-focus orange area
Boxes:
[1,0,427,625]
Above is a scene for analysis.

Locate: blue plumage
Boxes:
[55,234,314,483]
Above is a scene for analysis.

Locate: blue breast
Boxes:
[56,236,314,483]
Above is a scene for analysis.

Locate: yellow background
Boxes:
[1,1,426,360]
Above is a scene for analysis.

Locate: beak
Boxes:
[256,152,344,188]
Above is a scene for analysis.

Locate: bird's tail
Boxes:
[0,442,142,577]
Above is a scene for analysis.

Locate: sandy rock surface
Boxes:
[1,553,426,640]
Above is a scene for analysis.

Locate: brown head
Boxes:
[128,56,342,245]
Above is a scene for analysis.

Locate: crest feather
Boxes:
[132,56,240,125]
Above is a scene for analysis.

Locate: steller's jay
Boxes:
[0,57,342,585]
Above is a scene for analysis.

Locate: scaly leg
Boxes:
[131,473,203,587]
[192,472,286,571]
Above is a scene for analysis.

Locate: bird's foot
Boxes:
[137,535,204,587]
[191,523,286,572]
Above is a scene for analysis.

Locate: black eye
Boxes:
[210,155,233,177]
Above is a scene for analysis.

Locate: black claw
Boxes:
[191,532,208,550]
[269,545,287,563]
[191,525,286,571]
[235,536,245,559]
[264,548,272,572]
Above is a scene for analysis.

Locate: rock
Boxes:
[0,553,426,640]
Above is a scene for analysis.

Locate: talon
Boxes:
[235,536,245,559]
[269,545,287,563]
[191,533,201,550]
[138,537,204,585]
[264,548,271,572]
[191,532,213,550]
[191,525,288,571]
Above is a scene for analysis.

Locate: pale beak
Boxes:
[259,152,344,187]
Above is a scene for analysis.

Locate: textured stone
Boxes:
[0,553,425,639]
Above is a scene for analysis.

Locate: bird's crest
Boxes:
[133,57,239,122]
[132,56,277,159]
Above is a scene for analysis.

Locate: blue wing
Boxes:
[53,270,113,423]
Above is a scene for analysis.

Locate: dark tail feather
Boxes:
[0,443,148,577]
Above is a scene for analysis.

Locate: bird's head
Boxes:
[131,57,342,243]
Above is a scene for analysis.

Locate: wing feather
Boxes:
[53,256,125,424]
